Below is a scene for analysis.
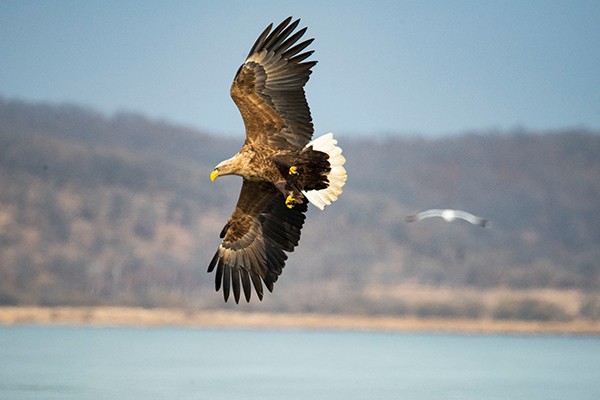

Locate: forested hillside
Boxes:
[1,98,599,320]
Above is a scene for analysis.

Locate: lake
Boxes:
[1,324,599,399]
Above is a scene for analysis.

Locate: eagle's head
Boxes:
[210,154,246,181]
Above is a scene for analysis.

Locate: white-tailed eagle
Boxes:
[208,17,347,303]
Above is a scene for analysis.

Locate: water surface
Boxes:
[1,325,599,399]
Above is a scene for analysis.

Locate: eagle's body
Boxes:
[208,17,347,303]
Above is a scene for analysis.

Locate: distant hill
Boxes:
[1,98,599,320]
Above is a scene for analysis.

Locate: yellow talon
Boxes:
[289,166,298,175]
[285,194,295,208]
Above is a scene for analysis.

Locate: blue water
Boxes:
[1,325,599,400]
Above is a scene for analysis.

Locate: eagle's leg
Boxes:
[285,190,305,208]
[285,194,296,208]
[275,180,304,209]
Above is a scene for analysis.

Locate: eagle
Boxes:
[405,209,490,228]
[208,17,347,303]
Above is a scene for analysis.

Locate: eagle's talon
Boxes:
[289,166,298,175]
[285,194,296,208]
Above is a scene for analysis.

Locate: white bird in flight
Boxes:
[405,209,490,228]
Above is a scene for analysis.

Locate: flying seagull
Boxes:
[405,209,489,228]
[208,17,347,303]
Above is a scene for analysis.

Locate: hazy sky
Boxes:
[2,1,599,137]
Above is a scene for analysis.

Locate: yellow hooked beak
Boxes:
[210,169,219,182]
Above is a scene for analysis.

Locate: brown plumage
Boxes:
[208,17,347,303]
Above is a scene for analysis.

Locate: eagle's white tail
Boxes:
[303,133,347,210]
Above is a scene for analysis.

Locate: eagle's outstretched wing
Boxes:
[208,180,307,303]
[230,17,316,150]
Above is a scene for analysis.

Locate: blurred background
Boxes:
[1,0,600,322]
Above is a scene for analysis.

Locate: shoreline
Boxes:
[1,306,600,335]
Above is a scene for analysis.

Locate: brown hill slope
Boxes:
[1,98,599,320]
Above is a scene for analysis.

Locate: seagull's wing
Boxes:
[452,210,490,227]
[418,209,445,220]
[405,209,444,222]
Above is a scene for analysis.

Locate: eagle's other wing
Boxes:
[208,180,308,303]
[230,17,316,150]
